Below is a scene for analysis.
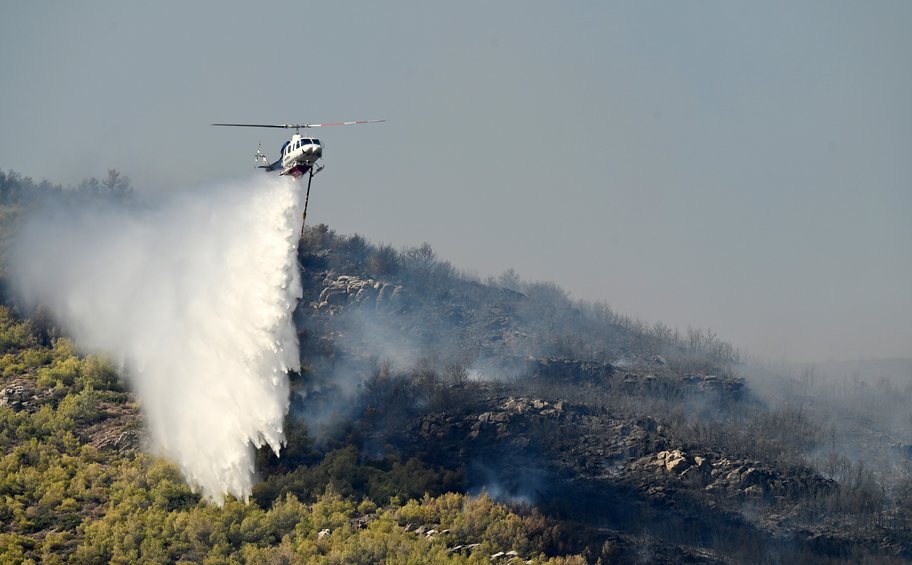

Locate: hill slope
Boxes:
[276,226,912,563]
[0,170,910,562]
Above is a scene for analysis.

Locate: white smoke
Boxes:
[10,175,303,503]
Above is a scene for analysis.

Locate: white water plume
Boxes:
[10,176,303,503]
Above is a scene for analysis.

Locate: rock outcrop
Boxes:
[316,275,405,312]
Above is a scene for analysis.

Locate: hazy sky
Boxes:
[2,1,910,363]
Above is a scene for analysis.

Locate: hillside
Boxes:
[278,226,912,563]
[0,172,910,563]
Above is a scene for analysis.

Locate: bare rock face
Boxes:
[91,428,142,453]
[530,357,614,382]
[619,372,745,400]
[316,274,402,312]
[0,379,40,411]
[639,449,836,502]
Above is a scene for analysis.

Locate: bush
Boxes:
[0,307,39,353]
[57,389,101,424]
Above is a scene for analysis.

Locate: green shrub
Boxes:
[57,389,101,424]
[36,358,81,389]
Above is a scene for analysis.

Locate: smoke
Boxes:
[9,176,303,503]
[468,458,548,506]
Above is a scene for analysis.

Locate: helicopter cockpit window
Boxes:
[313,139,321,145]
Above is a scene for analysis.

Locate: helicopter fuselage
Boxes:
[267,134,323,178]
[256,134,323,178]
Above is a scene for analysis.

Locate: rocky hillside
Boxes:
[278,225,912,563]
[1,185,909,563]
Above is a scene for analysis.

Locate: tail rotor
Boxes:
[254,143,269,168]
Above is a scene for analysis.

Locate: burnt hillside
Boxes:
[265,225,912,564]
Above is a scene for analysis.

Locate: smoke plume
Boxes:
[10,176,303,502]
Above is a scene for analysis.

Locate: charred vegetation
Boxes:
[269,226,912,563]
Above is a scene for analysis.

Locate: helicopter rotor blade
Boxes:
[298,119,386,128]
[211,120,385,129]
[211,123,291,128]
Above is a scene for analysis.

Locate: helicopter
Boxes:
[211,120,384,178]
[212,119,384,233]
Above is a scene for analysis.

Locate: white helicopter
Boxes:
[212,119,384,233]
[211,119,384,179]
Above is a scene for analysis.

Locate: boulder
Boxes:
[320,287,349,306]
[665,452,690,474]
[354,286,378,304]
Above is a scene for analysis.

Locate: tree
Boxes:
[344,234,371,272]
[497,269,522,292]
[367,243,399,276]
[100,169,132,199]
[404,243,437,274]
